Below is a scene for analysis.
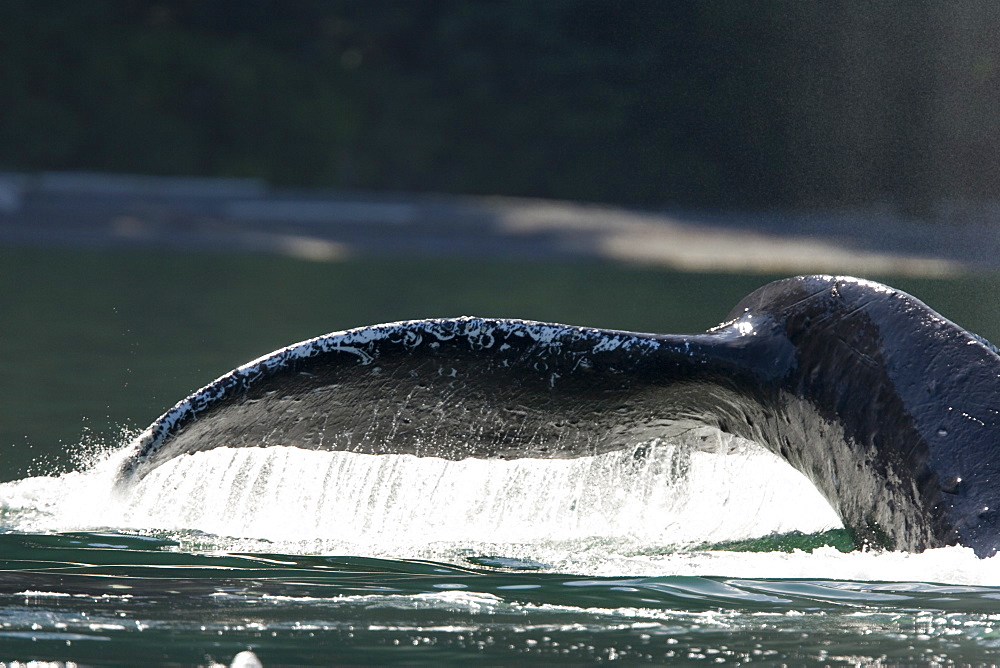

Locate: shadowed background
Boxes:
[4,1,1000,213]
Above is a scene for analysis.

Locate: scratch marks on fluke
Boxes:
[116,275,1000,557]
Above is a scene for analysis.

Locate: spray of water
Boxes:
[4,430,998,584]
[2,429,835,547]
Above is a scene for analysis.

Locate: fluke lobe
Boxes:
[117,275,1000,556]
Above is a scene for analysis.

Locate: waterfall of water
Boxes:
[0,431,841,558]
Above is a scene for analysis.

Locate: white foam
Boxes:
[2,437,997,585]
[2,436,833,543]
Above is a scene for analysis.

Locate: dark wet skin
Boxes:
[118,275,1000,556]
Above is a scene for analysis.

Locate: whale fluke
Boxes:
[117,275,1000,556]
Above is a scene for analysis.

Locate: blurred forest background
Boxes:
[2,1,1000,217]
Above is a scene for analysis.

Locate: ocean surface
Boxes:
[3,249,1000,665]
[2,434,1000,665]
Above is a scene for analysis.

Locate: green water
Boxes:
[1,531,999,666]
[2,246,1000,665]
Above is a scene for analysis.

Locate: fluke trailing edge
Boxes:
[117,275,1000,556]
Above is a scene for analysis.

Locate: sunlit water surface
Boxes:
[1,434,999,666]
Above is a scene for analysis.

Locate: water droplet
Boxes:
[942,476,962,494]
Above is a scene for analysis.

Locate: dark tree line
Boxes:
[2,1,999,214]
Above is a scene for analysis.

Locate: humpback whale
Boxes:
[117,275,1000,556]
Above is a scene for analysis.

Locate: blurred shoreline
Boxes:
[2,171,997,277]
